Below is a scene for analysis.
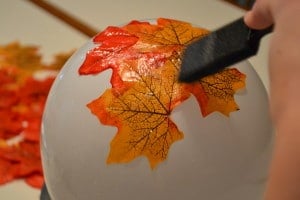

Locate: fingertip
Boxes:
[244,10,273,29]
[244,11,253,27]
[243,0,274,29]
[244,11,260,29]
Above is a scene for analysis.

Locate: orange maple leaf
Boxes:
[88,59,190,168]
[189,68,246,117]
[79,18,246,168]
[124,18,208,46]
[0,42,42,72]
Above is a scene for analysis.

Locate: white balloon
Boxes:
[41,21,273,200]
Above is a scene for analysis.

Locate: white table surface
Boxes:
[0,0,271,199]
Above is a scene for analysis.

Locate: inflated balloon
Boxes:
[41,18,273,200]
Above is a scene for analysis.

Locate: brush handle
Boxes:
[248,25,273,41]
[244,18,273,53]
[179,17,273,82]
[213,17,273,58]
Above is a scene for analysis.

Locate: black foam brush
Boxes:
[179,17,273,82]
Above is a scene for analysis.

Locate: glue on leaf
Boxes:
[79,18,246,168]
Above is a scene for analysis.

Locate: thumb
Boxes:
[244,0,273,29]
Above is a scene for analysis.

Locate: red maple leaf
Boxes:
[0,42,72,188]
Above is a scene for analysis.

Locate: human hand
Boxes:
[243,1,300,200]
[244,0,300,29]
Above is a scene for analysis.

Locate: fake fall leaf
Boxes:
[88,60,190,168]
[0,42,72,188]
[190,68,245,117]
[79,18,246,168]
